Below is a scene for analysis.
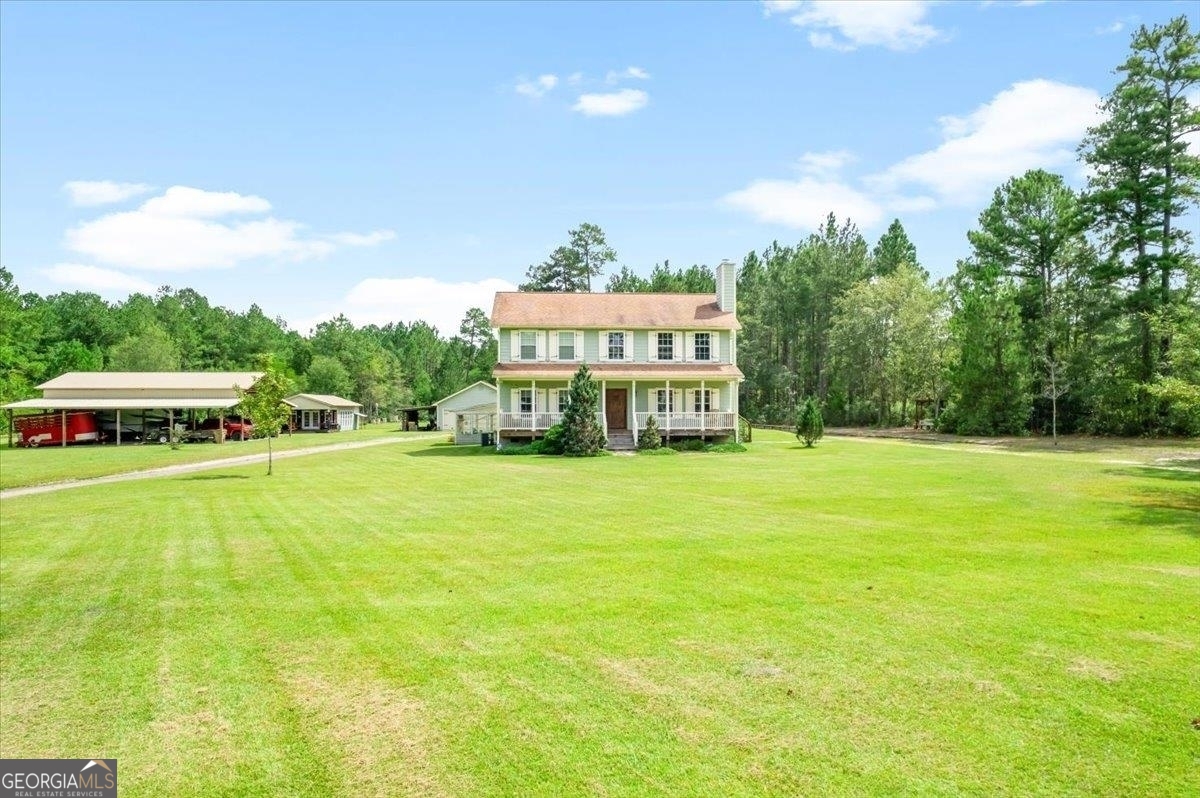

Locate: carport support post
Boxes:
[7,409,12,449]
[168,409,173,443]
[61,409,67,448]
[219,412,225,444]
[116,409,121,446]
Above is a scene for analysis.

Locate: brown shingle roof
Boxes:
[491,292,739,330]
[494,363,743,380]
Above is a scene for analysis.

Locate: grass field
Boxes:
[0,423,424,490]
[1,431,1197,796]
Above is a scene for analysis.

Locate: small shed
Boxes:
[434,381,497,444]
[284,394,363,431]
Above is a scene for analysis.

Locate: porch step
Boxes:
[606,431,636,451]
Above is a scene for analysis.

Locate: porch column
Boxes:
[631,379,638,445]
[531,379,537,430]
[732,381,738,443]
[700,379,706,436]
[665,380,671,435]
[116,409,121,447]
[495,380,502,449]
[601,379,607,430]
[61,409,66,447]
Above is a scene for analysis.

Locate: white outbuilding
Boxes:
[283,394,364,431]
[434,381,497,444]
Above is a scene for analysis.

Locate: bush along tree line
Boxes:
[2,19,1195,441]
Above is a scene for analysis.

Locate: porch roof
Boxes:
[494,363,743,380]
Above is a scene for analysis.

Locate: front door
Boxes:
[605,389,627,430]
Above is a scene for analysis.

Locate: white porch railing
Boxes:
[634,412,737,432]
[498,411,604,430]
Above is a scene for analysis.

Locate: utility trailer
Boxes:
[14,411,101,448]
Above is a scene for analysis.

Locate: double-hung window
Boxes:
[656,332,674,361]
[557,331,575,361]
[518,389,534,414]
[519,331,537,361]
[693,332,712,361]
[693,390,714,413]
[556,390,570,413]
[655,389,674,415]
[607,331,625,361]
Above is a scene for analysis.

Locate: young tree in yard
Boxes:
[795,396,824,447]
[638,414,662,450]
[236,360,293,476]
[562,364,606,455]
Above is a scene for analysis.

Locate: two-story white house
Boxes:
[491,260,743,449]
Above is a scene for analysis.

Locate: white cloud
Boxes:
[762,0,802,14]
[1095,21,1125,35]
[866,79,1102,205]
[722,78,1104,229]
[64,185,389,271]
[515,74,559,98]
[1184,90,1200,156]
[63,180,154,207]
[39,263,157,295]
[606,66,650,84]
[572,89,650,117]
[769,1,942,52]
[796,149,856,179]
[567,72,583,86]
[139,185,271,218]
[327,230,397,247]
[298,276,516,337]
[722,176,884,230]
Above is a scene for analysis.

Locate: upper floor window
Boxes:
[557,331,575,361]
[656,332,675,361]
[607,331,625,360]
[519,331,537,360]
[694,332,712,361]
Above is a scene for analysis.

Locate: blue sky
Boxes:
[2,0,1196,335]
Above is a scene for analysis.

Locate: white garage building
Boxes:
[434,381,497,444]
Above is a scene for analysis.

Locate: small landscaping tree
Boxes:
[236,358,294,475]
[638,414,662,450]
[796,396,824,448]
[562,364,606,455]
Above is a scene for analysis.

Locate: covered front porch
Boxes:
[496,378,739,445]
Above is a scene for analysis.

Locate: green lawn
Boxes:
[1,431,1197,796]
[0,423,429,489]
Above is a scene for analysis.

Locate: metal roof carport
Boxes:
[3,371,260,448]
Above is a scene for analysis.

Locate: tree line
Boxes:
[0,270,497,422]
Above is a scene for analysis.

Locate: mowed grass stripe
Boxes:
[1,432,1196,796]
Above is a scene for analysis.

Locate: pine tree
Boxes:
[562,364,606,455]
[872,219,922,277]
[638,414,662,450]
[795,396,824,447]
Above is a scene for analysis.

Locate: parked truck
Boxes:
[14,411,101,448]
